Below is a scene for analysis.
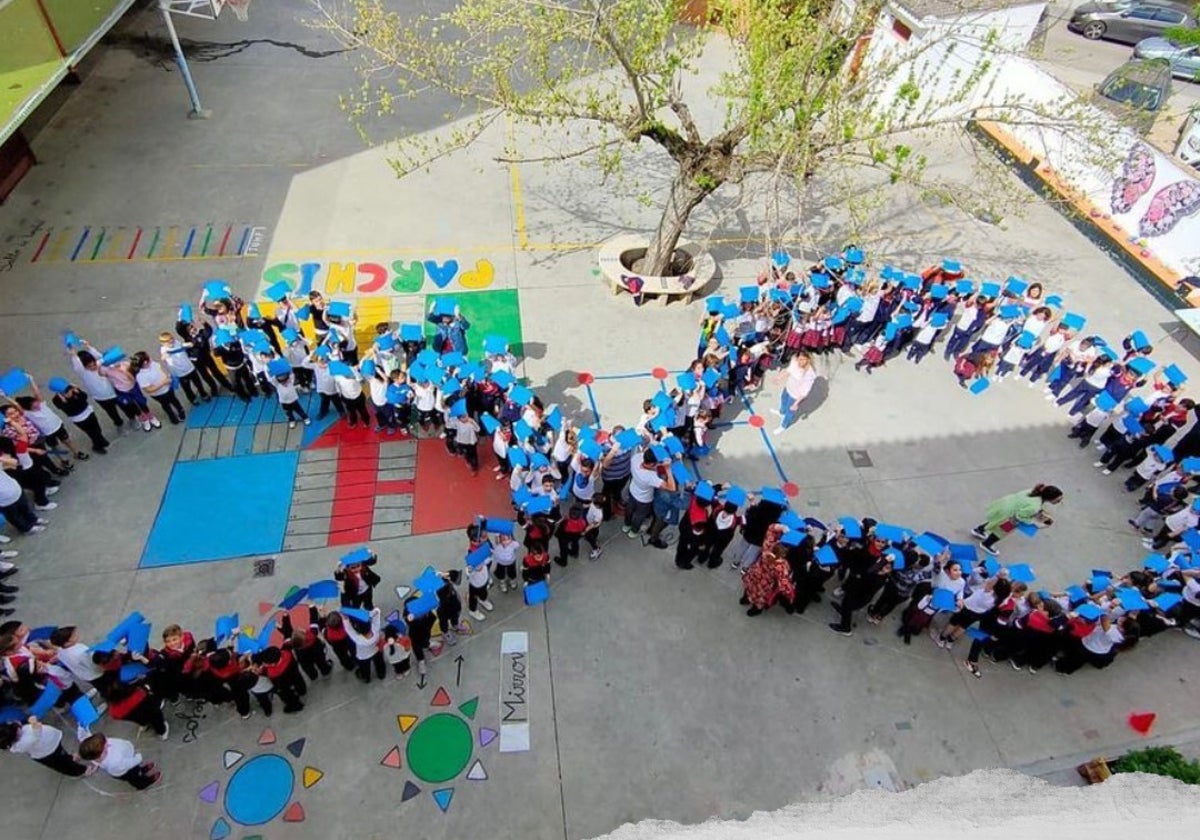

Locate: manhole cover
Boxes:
[253,557,276,578]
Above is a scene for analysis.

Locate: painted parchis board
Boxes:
[499,631,530,753]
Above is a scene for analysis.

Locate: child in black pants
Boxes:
[281,606,334,681]
[79,733,159,790]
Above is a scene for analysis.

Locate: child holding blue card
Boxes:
[343,607,385,683]
[465,549,494,621]
[491,531,520,592]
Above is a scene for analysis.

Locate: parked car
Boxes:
[1068,1,1195,45]
[1093,58,1174,133]
[1133,36,1200,81]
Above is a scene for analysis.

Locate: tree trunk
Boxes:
[643,165,714,276]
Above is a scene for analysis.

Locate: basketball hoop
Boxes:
[223,0,251,21]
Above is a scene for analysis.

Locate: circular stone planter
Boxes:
[597,234,717,306]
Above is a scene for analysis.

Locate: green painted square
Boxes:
[425,289,523,358]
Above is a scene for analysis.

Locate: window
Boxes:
[1127,7,1158,19]
[892,18,912,41]
[1153,9,1184,22]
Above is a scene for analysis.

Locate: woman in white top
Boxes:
[69,349,125,429]
[453,413,481,473]
[132,351,184,424]
[771,353,818,434]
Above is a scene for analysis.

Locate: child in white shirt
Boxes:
[78,733,158,789]
[491,532,519,592]
[465,556,493,621]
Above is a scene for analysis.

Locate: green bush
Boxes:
[1111,747,1200,785]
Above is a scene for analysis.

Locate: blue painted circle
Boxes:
[224,754,295,826]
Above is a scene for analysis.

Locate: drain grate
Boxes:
[848,449,873,468]
[252,557,276,578]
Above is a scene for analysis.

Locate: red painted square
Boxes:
[332,495,375,517]
[411,439,512,535]
[376,479,415,495]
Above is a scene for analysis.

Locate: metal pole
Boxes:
[158,1,211,119]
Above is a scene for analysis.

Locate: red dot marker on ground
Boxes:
[747,414,765,429]
[782,482,800,498]
[651,367,669,380]
[577,372,595,386]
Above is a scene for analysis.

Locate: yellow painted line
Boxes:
[505,115,529,249]
[102,228,126,261]
[157,226,179,261]
[45,228,74,263]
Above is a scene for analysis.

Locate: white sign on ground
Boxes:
[499,631,530,753]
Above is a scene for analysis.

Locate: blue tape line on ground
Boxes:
[588,371,657,381]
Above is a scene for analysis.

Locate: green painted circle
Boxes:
[405,713,473,783]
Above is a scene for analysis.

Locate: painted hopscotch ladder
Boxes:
[29,223,266,265]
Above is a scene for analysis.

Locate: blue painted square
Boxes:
[141,451,299,567]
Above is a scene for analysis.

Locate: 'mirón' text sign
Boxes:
[499,632,530,752]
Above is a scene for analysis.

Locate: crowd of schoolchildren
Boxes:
[5,247,1200,788]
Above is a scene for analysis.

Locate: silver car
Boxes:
[1068,1,1196,45]
[1134,36,1200,81]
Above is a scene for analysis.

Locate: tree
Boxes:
[312,0,1102,275]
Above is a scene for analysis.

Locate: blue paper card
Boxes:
[306,579,340,601]
[29,684,63,719]
[70,697,101,728]
[670,462,692,484]
[1143,553,1170,573]
[491,370,516,389]
[400,324,424,342]
[341,607,372,623]
[1066,585,1089,605]
[1116,587,1149,612]
[215,613,240,642]
[480,414,500,434]
[524,580,550,605]
[406,592,439,619]
[759,487,787,506]
[969,378,990,394]
[484,518,515,536]
[1091,575,1112,592]
[509,385,533,406]
[25,626,56,644]
[1016,522,1039,537]
[949,542,977,562]
[526,496,554,515]
[1060,312,1086,330]
[467,543,492,568]
[965,627,991,642]
[1163,363,1187,386]
[507,448,529,468]
[263,281,291,302]
[1076,603,1103,621]
[1153,592,1183,611]
[930,589,958,612]
[873,523,910,544]
[913,533,945,556]
[780,529,804,547]
[126,621,152,654]
[779,510,804,530]
[694,480,716,502]
[1127,356,1155,376]
[838,517,863,539]
[1005,563,1036,583]
[615,428,642,450]
[723,486,747,507]
[983,558,1001,577]
[579,439,604,462]
[815,544,839,566]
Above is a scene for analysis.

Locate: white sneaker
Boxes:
[589,548,602,560]
[1092,461,1104,468]
[29,525,46,534]
[141,420,152,432]
[418,660,427,676]
[304,418,311,426]
[288,421,296,429]
[45,486,59,496]
[768,409,783,417]
[0,553,16,562]
[160,721,170,741]
[35,502,58,511]
[479,599,494,611]
[35,518,48,525]
[0,534,10,544]
[445,631,458,646]
[469,610,486,621]
[150,416,162,429]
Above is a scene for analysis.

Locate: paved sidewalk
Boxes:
[3,6,1200,840]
